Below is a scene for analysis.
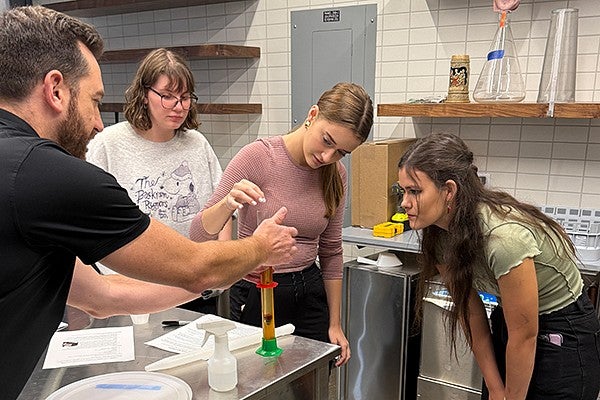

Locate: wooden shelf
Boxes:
[99,46,262,114]
[100,44,260,63]
[195,103,262,114]
[43,1,264,119]
[44,0,242,17]
[100,102,262,115]
[98,103,124,113]
[551,103,600,119]
[377,103,600,119]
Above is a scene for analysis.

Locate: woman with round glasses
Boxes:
[86,48,231,314]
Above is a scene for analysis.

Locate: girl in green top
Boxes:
[397,132,600,400]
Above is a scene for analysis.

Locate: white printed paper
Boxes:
[43,326,134,369]
[145,314,261,354]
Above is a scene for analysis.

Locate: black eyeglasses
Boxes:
[146,87,198,110]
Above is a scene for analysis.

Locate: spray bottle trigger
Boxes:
[199,320,236,347]
[200,332,209,348]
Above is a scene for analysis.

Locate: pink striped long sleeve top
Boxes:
[189,136,346,283]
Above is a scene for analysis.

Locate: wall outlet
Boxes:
[478,173,491,186]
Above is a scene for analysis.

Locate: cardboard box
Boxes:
[351,138,416,228]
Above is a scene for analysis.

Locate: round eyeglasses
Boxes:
[146,87,198,110]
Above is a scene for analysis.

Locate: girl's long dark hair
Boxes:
[398,132,576,351]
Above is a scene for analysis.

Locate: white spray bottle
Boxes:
[199,320,238,392]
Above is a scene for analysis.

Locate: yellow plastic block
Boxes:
[372,222,404,238]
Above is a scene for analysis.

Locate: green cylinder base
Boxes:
[255,338,283,357]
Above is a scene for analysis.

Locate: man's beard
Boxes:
[55,97,94,160]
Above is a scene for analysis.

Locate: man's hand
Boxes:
[493,0,519,12]
[253,206,298,267]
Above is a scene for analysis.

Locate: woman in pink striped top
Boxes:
[190,82,373,367]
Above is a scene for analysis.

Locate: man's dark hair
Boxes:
[0,5,104,100]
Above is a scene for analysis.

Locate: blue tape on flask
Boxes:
[487,50,505,61]
[96,384,162,390]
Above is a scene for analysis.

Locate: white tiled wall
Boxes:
[37,0,600,259]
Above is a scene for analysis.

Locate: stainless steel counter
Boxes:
[343,226,600,273]
[342,226,421,253]
[18,307,340,400]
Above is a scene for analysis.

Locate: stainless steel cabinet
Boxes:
[340,252,421,400]
[417,281,485,399]
[417,376,482,400]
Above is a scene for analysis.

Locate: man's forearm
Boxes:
[68,260,201,318]
[101,219,267,293]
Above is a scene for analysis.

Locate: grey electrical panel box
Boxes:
[291,4,377,226]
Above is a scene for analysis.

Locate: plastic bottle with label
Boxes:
[473,11,525,102]
[200,320,238,392]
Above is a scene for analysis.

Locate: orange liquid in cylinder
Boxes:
[259,266,276,340]
[261,267,273,284]
[261,287,276,340]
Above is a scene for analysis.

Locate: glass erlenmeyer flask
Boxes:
[473,12,525,102]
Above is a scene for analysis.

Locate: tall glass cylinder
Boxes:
[537,8,578,103]
[260,267,276,340]
[255,210,282,358]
